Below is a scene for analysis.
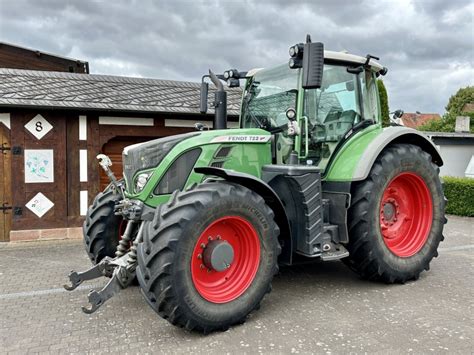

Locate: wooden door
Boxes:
[0,126,12,241]
[10,112,68,231]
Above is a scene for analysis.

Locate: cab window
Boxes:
[304,65,361,144]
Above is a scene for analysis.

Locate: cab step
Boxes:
[321,244,349,261]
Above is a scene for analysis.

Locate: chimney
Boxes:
[455,116,470,133]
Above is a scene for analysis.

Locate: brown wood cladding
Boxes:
[0,43,88,73]
[0,125,12,241]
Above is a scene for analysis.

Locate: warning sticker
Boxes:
[210,135,271,143]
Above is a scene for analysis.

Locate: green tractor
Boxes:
[65,36,446,333]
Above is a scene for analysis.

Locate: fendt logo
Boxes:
[211,135,271,143]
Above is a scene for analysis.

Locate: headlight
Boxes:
[135,172,153,193]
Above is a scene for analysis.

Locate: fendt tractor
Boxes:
[65,36,446,333]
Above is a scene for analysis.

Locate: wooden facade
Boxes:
[0,42,89,73]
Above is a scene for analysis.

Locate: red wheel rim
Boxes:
[191,216,261,303]
[380,172,433,257]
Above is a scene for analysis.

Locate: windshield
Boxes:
[241,64,299,130]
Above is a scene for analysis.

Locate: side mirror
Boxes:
[200,82,209,114]
[302,42,324,89]
[393,109,404,119]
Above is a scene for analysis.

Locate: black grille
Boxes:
[210,161,225,168]
[215,146,232,158]
[154,148,202,195]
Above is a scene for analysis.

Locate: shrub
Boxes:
[377,79,390,127]
[442,176,474,217]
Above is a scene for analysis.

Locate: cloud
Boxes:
[0,0,472,113]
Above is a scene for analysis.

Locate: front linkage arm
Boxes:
[64,222,145,314]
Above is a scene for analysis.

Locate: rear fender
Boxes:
[194,167,293,264]
[352,127,443,181]
[326,126,443,182]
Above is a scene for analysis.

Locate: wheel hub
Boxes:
[382,198,398,223]
[191,216,261,303]
[202,239,234,272]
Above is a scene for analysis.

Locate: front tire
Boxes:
[136,182,280,333]
[83,188,123,264]
[345,144,446,283]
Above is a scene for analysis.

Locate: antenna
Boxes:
[306,34,312,43]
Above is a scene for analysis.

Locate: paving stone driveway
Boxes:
[0,215,472,354]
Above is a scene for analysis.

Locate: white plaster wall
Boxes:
[438,144,474,177]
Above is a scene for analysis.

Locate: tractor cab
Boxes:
[240,48,385,171]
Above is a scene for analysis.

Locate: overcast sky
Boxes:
[0,0,472,114]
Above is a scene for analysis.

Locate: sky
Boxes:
[0,0,473,114]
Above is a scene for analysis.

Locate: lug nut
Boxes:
[197,254,202,259]
[200,264,205,269]
[208,236,213,241]
[200,243,206,249]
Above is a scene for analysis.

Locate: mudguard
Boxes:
[326,126,443,182]
[194,167,293,264]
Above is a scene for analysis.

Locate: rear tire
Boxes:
[83,188,123,264]
[136,182,281,333]
[345,144,446,283]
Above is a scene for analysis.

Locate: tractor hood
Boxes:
[122,128,272,200]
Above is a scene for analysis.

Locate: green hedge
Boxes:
[443,177,474,217]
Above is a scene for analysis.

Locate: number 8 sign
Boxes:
[25,114,53,140]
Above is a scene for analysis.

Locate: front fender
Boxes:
[325,126,443,182]
[194,167,293,264]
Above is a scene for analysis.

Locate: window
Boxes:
[361,70,380,121]
[304,64,361,144]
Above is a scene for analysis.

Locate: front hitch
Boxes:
[65,222,145,314]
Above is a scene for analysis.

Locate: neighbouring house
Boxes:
[0,68,240,242]
[462,103,474,113]
[400,112,441,129]
[0,42,89,74]
[425,131,474,178]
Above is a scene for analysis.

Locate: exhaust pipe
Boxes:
[209,70,227,130]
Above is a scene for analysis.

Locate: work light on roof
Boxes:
[289,43,304,58]
[288,57,302,69]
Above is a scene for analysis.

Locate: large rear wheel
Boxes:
[136,182,280,333]
[345,144,446,283]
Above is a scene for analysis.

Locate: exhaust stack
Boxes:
[209,70,227,130]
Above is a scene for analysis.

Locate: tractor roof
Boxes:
[247,50,384,77]
[324,50,384,72]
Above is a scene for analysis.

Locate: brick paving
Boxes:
[0,215,472,354]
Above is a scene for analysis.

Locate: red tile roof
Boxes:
[401,113,441,129]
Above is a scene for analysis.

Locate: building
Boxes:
[425,131,474,177]
[400,112,441,129]
[0,42,89,74]
[0,68,240,242]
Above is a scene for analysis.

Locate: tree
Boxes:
[419,86,474,132]
[377,79,390,127]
